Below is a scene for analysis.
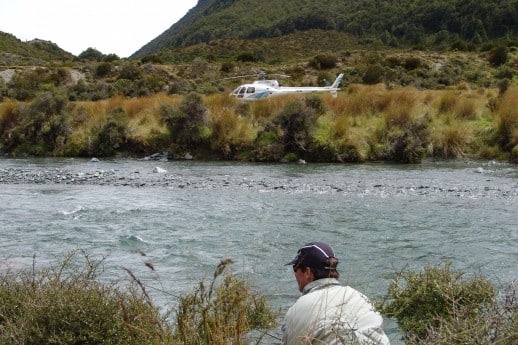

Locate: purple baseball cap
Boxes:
[286,242,338,270]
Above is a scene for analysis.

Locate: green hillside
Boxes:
[0,32,74,65]
[133,0,518,57]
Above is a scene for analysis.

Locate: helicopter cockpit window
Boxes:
[237,87,246,98]
[247,87,255,94]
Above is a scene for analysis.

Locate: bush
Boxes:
[236,51,258,63]
[78,47,104,61]
[174,259,276,344]
[417,282,518,345]
[0,250,172,345]
[95,106,128,156]
[308,54,338,70]
[95,62,113,77]
[487,45,509,66]
[363,64,384,84]
[275,100,317,155]
[161,92,208,148]
[220,61,235,73]
[0,90,71,155]
[379,263,495,341]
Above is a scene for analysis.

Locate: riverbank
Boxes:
[1,85,517,164]
[1,158,517,199]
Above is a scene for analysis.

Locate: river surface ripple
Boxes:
[1,157,517,344]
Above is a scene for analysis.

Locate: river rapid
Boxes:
[1,157,517,344]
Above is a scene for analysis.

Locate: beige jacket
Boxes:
[282,278,390,345]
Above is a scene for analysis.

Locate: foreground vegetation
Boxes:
[379,263,517,344]
[1,252,515,344]
[0,251,276,345]
[1,83,517,163]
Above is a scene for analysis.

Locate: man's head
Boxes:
[286,242,339,291]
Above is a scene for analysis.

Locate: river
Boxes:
[1,157,517,344]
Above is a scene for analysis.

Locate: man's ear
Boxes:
[305,267,315,281]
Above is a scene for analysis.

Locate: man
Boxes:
[282,242,390,345]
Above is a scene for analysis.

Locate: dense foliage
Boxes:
[379,263,517,345]
[135,0,518,56]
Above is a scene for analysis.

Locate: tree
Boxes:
[78,47,104,61]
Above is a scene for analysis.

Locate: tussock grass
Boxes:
[2,86,515,162]
[334,84,387,116]
[496,86,518,152]
[0,100,20,132]
[429,116,473,158]
[437,91,459,115]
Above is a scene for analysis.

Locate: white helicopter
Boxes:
[228,72,344,100]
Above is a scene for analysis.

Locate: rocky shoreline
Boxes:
[1,158,517,200]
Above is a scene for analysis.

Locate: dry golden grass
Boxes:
[497,86,518,148]
[0,99,19,129]
[429,116,473,158]
[334,84,387,116]
[437,91,459,114]
[1,85,510,160]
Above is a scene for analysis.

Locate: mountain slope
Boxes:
[0,32,74,64]
[133,0,518,57]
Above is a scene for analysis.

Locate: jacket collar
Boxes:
[303,278,340,295]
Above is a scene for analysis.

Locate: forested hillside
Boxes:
[134,0,518,56]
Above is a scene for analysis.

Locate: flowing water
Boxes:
[1,157,517,344]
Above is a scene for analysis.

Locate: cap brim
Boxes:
[285,258,297,266]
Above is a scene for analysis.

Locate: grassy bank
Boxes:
[0,85,517,163]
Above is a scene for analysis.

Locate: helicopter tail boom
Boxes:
[331,73,344,89]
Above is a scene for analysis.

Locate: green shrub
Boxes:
[404,57,422,70]
[95,106,128,156]
[275,100,317,155]
[487,45,509,66]
[308,54,338,70]
[161,92,208,148]
[0,252,277,345]
[0,90,71,155]
[220,61,235,73]
[78,47,104,61]
[96,62,113,77]
[363,64,384,84]
[418,282,518,345]
[118,64,142,81]
[236,51,258,62]
[379,263,495,341]
[0,250,172,345]
[7,69,48,101]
